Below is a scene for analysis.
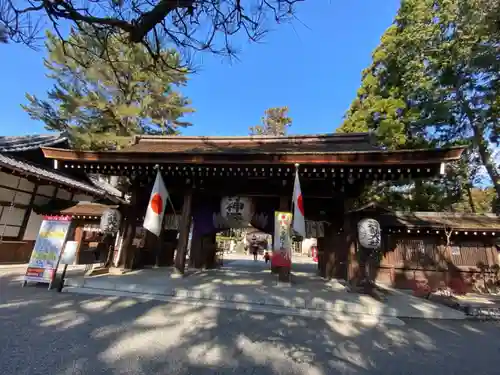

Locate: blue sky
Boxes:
[0,1,401,137]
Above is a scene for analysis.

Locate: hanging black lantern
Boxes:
[100,209,122,234]
[357,218,381,249]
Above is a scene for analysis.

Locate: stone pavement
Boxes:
[3,277,500,375]
[63,255,466,322]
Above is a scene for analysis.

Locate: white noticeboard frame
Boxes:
[23,216,72,287]
[60,241,78,265]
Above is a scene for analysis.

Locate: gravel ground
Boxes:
[2,269,500,375]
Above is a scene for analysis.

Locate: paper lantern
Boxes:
[100,209,122,234]
[357,218,381,249]
[220,196,253,227]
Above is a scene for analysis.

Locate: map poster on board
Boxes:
[271,211,293,269]
[24,216,72,284]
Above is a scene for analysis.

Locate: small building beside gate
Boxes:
[376,210,500,291]
[0,133,122,263]
[344,203,500,291]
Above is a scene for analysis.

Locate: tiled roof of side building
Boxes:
[0,133,68,152]
[381,211,500,231]
[0,154,115,199]
[35,201,119,216]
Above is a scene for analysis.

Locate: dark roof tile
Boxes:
[36,201,119,216]
[0,154,109,197]
[381,212,500,231]
[0,133,68,152]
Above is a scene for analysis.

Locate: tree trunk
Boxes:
[460,90,500,214]
[466,182,476,213]
[472,126,500,214]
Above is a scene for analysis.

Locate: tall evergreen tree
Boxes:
[250,106,293,136]
[339,0,500,213]
[23,29,194,150]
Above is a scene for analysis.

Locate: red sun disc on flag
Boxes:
[297,194,304,215]
[150,193,163,215]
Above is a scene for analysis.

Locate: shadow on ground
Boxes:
[1,268,500,375]
[72,257,463,318]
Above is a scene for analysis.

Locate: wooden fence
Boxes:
[376,234,498,289]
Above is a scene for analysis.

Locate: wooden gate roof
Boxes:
[124,133,381,153]
[41,133,464,166]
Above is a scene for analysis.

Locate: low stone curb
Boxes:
[461,305,500,320]
[424,293,500,320]
[62,278,466,320]
[64,279,392,316]
[62,286,406,326]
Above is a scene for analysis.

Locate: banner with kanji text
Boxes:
[271,211,292,268]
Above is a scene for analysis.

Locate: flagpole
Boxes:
[291,163,299,210]
[291,163,300,228]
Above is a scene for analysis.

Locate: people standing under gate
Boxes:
[263,251,270,264]
[252,248,258,261]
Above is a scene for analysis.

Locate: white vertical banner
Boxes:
[272,211,292,268]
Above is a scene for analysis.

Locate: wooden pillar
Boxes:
[345,215,360,283]
[189,229,217,269]
[74,225,84,264]
[119,182,139,270]
[320,224,337,279]
[204,233,217,269]
[279,196,290,212]
[189,229,203,268]
[154,230,164,267]
[317,236,326,277]
[174,189,193,274]
[163,230,177,266]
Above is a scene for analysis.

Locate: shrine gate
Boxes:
[41,133,464,283]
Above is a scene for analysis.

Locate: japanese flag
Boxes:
[292,169,306,237]
[143,171,168,237]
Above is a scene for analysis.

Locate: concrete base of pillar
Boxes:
[276,267,291,283]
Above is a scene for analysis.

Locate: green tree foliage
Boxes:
[22,29,194,150]
[340,0,500,213]
[250,107,293,136]
[453,187,497,214]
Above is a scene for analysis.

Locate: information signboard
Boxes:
[24,216,72,284]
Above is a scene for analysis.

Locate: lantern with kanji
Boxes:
[220,196,253,227]
[357,218,381,249]
[100,208,122,234]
